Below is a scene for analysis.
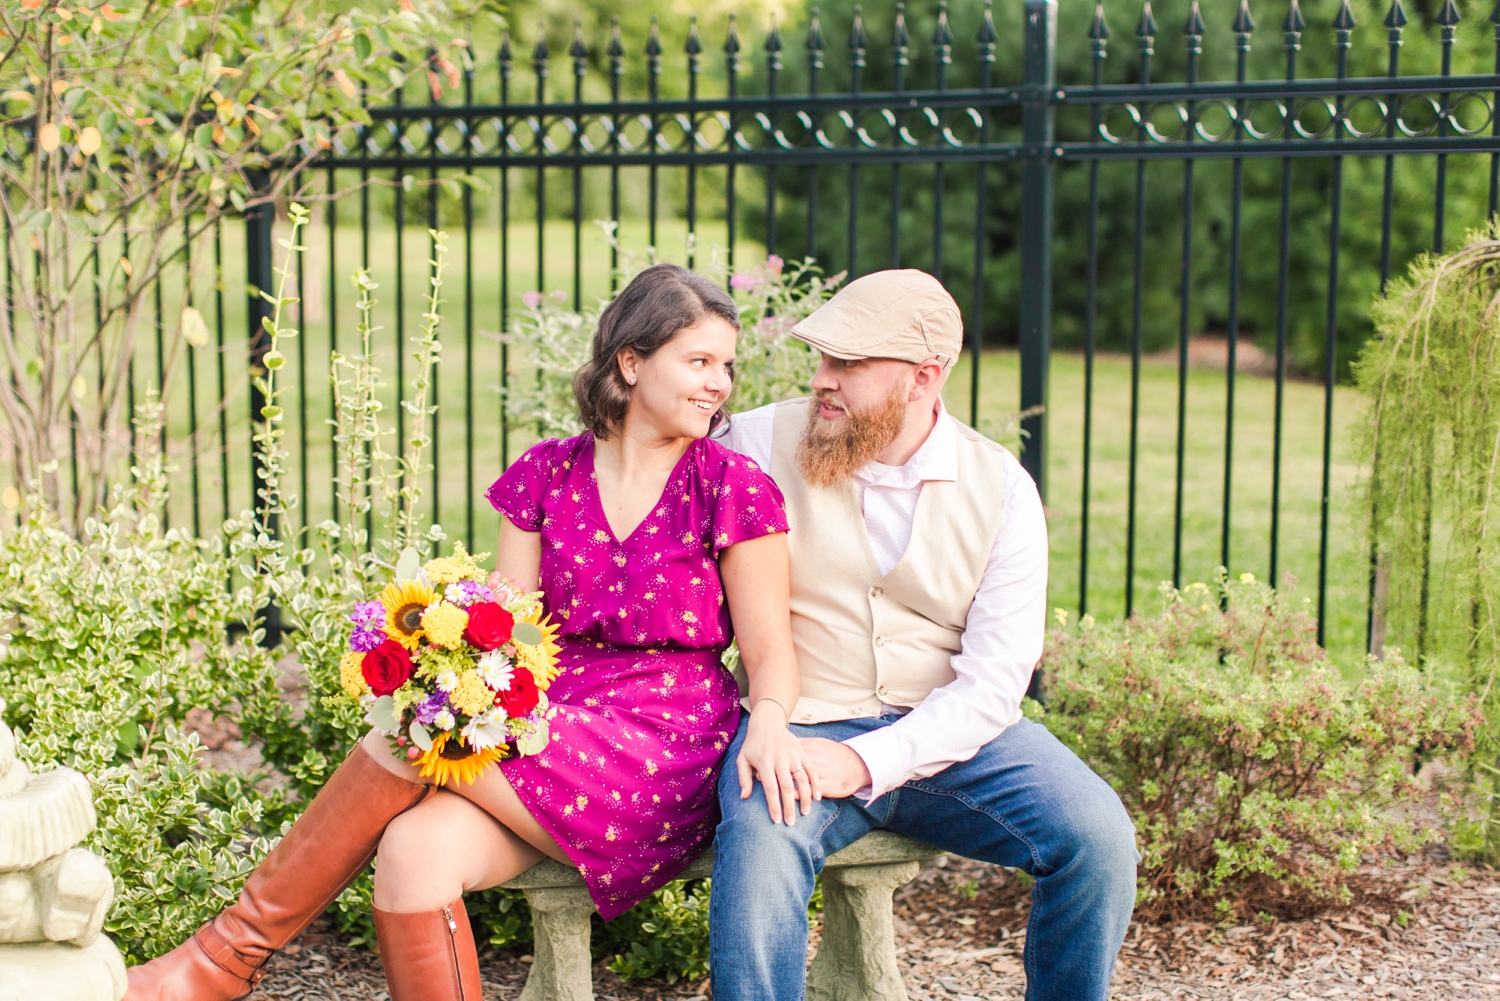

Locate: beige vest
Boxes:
[762,398,1009,724]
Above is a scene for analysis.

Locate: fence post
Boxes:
[1018,0,1056,502]
[245,172,281,644]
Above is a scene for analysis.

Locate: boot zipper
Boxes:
[444,905,467,1001]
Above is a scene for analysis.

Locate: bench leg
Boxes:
[517,885,596,1001]
[807,860,922,1001]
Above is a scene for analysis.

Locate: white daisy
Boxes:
[433,709,457,731]
[463,709,511,751]
[477,649,515,692]
[436,670,459,692]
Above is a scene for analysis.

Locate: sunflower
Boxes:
[512,608,563,690]
[381,579,439,650]
[416,731,506,787]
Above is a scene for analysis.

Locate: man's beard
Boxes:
[795,384,909,489]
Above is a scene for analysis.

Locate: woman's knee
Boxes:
[373,796,482,906]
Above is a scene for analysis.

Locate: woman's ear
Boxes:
[617,348,640,387]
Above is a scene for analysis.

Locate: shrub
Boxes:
[0,426,288,963]
[1038,574,1482,922]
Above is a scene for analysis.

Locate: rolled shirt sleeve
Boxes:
[842,451,1048,801]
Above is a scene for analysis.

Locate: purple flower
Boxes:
[445,580,494,607]
[766,254,784,275]
[351,600,384,629]
[415,692,450,725]
[522,290,544,308]
[349,627,386,653]
[729,273,763,291]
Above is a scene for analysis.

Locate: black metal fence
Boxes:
[70,0,1500,658]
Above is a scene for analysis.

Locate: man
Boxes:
[711,269,1138,1001]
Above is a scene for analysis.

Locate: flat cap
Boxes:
[791,269,962,367]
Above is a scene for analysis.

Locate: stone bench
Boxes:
[501,829,942,1001]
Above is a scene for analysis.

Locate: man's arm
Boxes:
[836,452,1049,801]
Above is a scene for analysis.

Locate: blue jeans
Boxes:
[709,715,1138,1001]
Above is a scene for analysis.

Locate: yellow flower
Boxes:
[450,669,493,717]
[512,608,563,690]
[424,542,482,584]
[381,579,438,650]
[424,557,470,585]
[416,732,506,787]
[421,602,469,650]
[339,651,369,697]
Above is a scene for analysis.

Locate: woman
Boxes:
[126,264,816,1001]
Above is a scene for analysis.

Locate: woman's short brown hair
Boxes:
[573,264,740,439]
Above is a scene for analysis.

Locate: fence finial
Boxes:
[934,2,955,50]
[979,0,999,48]
[723,13,741,56]
[1090,2,1110,40]
[1232,0,1256,34]
[1383,0,1408,29]
[1490,0,1500,25]
[533,20,550,64]
[1184,1,1206,36]
[1436,0,1462,25]
[1137,2,1159,40]
[808,8,827,53]
[892,3,912,55]
[1333,0,1358,31]
[1283,0,1306,36]
[498,29,513,68]
[765,13,784,53]
[570,19,588,65]
[608,16,625,60]
[646,15,663,59]
[851,5,870,55]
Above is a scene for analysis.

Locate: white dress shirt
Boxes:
[718,398,1049,801]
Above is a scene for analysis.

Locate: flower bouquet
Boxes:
[337,544,562,786]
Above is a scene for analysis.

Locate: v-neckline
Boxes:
[586,436,696,546]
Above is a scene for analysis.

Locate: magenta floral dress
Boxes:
[485,433,788,920]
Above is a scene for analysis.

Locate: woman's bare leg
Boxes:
[363,728,568,865]
[373,791,544,912]
[452,765,570,863]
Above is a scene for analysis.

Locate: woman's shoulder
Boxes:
[686,436,780,496]
[516,433,592,476]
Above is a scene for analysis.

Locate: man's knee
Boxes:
[714,789,824,868]
[1050,779,1138,889]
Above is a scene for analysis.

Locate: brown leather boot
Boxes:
[374,898,484,1001]
[124,743,433,1001]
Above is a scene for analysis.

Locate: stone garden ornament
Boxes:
[0,700,127,1001]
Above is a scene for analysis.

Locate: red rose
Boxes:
[362,639,415,696]
[464,602,514,651]
[496,667,540,716]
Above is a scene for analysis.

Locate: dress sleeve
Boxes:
[709,452,789,556]
[486,439,563,531]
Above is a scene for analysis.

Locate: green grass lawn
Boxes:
[944,350,1369,670]
[89,218,1369,667]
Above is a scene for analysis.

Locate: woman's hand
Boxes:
[736,699,819,825]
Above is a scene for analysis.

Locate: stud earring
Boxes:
[626,377,636,385]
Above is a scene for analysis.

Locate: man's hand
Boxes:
[799,737,873,801]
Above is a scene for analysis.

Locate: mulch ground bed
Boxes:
[242,851,1500,1000]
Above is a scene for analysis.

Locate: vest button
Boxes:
[877,685,889,698]
[869,587,883,598]
[874,636,886,648]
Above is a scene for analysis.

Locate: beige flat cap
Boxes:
[791,269,963,367]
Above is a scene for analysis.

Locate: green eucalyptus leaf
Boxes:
[515,718,550,756]
[409,720,432,751]
[395,547,421,582]
[512,621,543,646]
[370,695,399,731]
